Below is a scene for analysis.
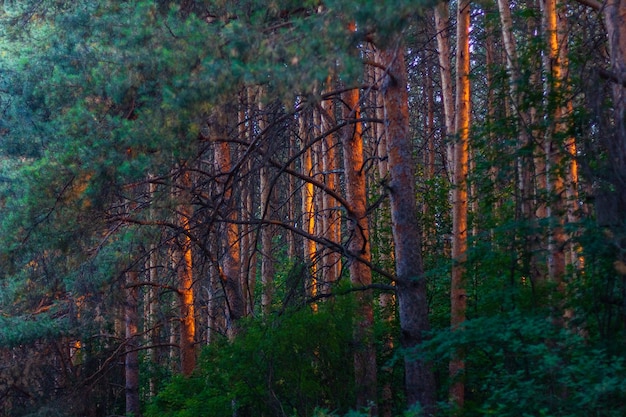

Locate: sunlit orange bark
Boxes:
[300,109,318,307]
[541,0,568,283]
[176,169,196,375]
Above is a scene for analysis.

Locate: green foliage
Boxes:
[422,308,626,417]
[146,299,358,417]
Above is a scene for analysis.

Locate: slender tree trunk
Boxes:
[125,270,140,417]
[240,89,256,316]
[207,237,226,343]
[343,80,378,415]
[554,10,581,273]
[498,0,534,220]
[321,81,341,287]
[604,0,626,215]
[381,42,436,414]
[541,0,567,284]
[146,178,159,396]
[372,48,395,417]
[259,93,276,315]
[300,109,318,305]
[176,168,196,375]
[449,0,471,410]
[288,127,298,260]
[435,3,456,181]
[212,110,246,338]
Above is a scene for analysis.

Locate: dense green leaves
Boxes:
[147,299,358,417]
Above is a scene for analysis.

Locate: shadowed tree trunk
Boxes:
[258,91,276,315]
[603,0,626,214]
[380,42,436,415]
[342,73,378,414]
[125,270,140,417]
[435,2,456,180]
[212,109,246,338]
[449,0,471,410]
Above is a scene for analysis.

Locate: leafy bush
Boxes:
[423,310,626,417]
[146,298,358,417]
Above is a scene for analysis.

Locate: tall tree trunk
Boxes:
[541,0,567,284]
[240,88,256,316]
[372,48,395,417]
[146,177,159,396]
[288,127,298,260]
[321,82,341,287]
[176,168,196,375]
[435,3,456,180]
[259,93,276,315]
[380,42,436,414]
[555,10,581,273]
[212,110,246,338]
[450,0,471,410]
[497,0,534,220]
[125,270,140,417]
[603,0,626,215]
[300,109,318,305]
[343,80,378,415]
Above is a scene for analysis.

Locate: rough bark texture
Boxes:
[541,0,567,283]
[240,89,257,316]
[176,169,196,375]
[300,109,318,304]
[213,111,246,338]
[604,0,626,215]
[259,95,275,315]
[321,85,341,287]
[381,44,436,414]
[343,86,378,415]
[373,48,395,417]
[450,0,470,409]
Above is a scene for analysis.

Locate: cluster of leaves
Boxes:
[424,308,626,417]
[146,297,360,417]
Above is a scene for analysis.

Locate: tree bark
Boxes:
[259,92,276,315]
[541,0,568,284]
[450,0,471,410]
[343,82,378,415]
[321,82,341,287]
[300,108,318,307]
[176,168,196,375]
[603,0,626,215]
[381,43,436,415]
[435,3,456,181]
[125,270,141,417]
[212,110,246,338]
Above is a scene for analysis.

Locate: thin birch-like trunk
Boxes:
[435,3,456,181]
